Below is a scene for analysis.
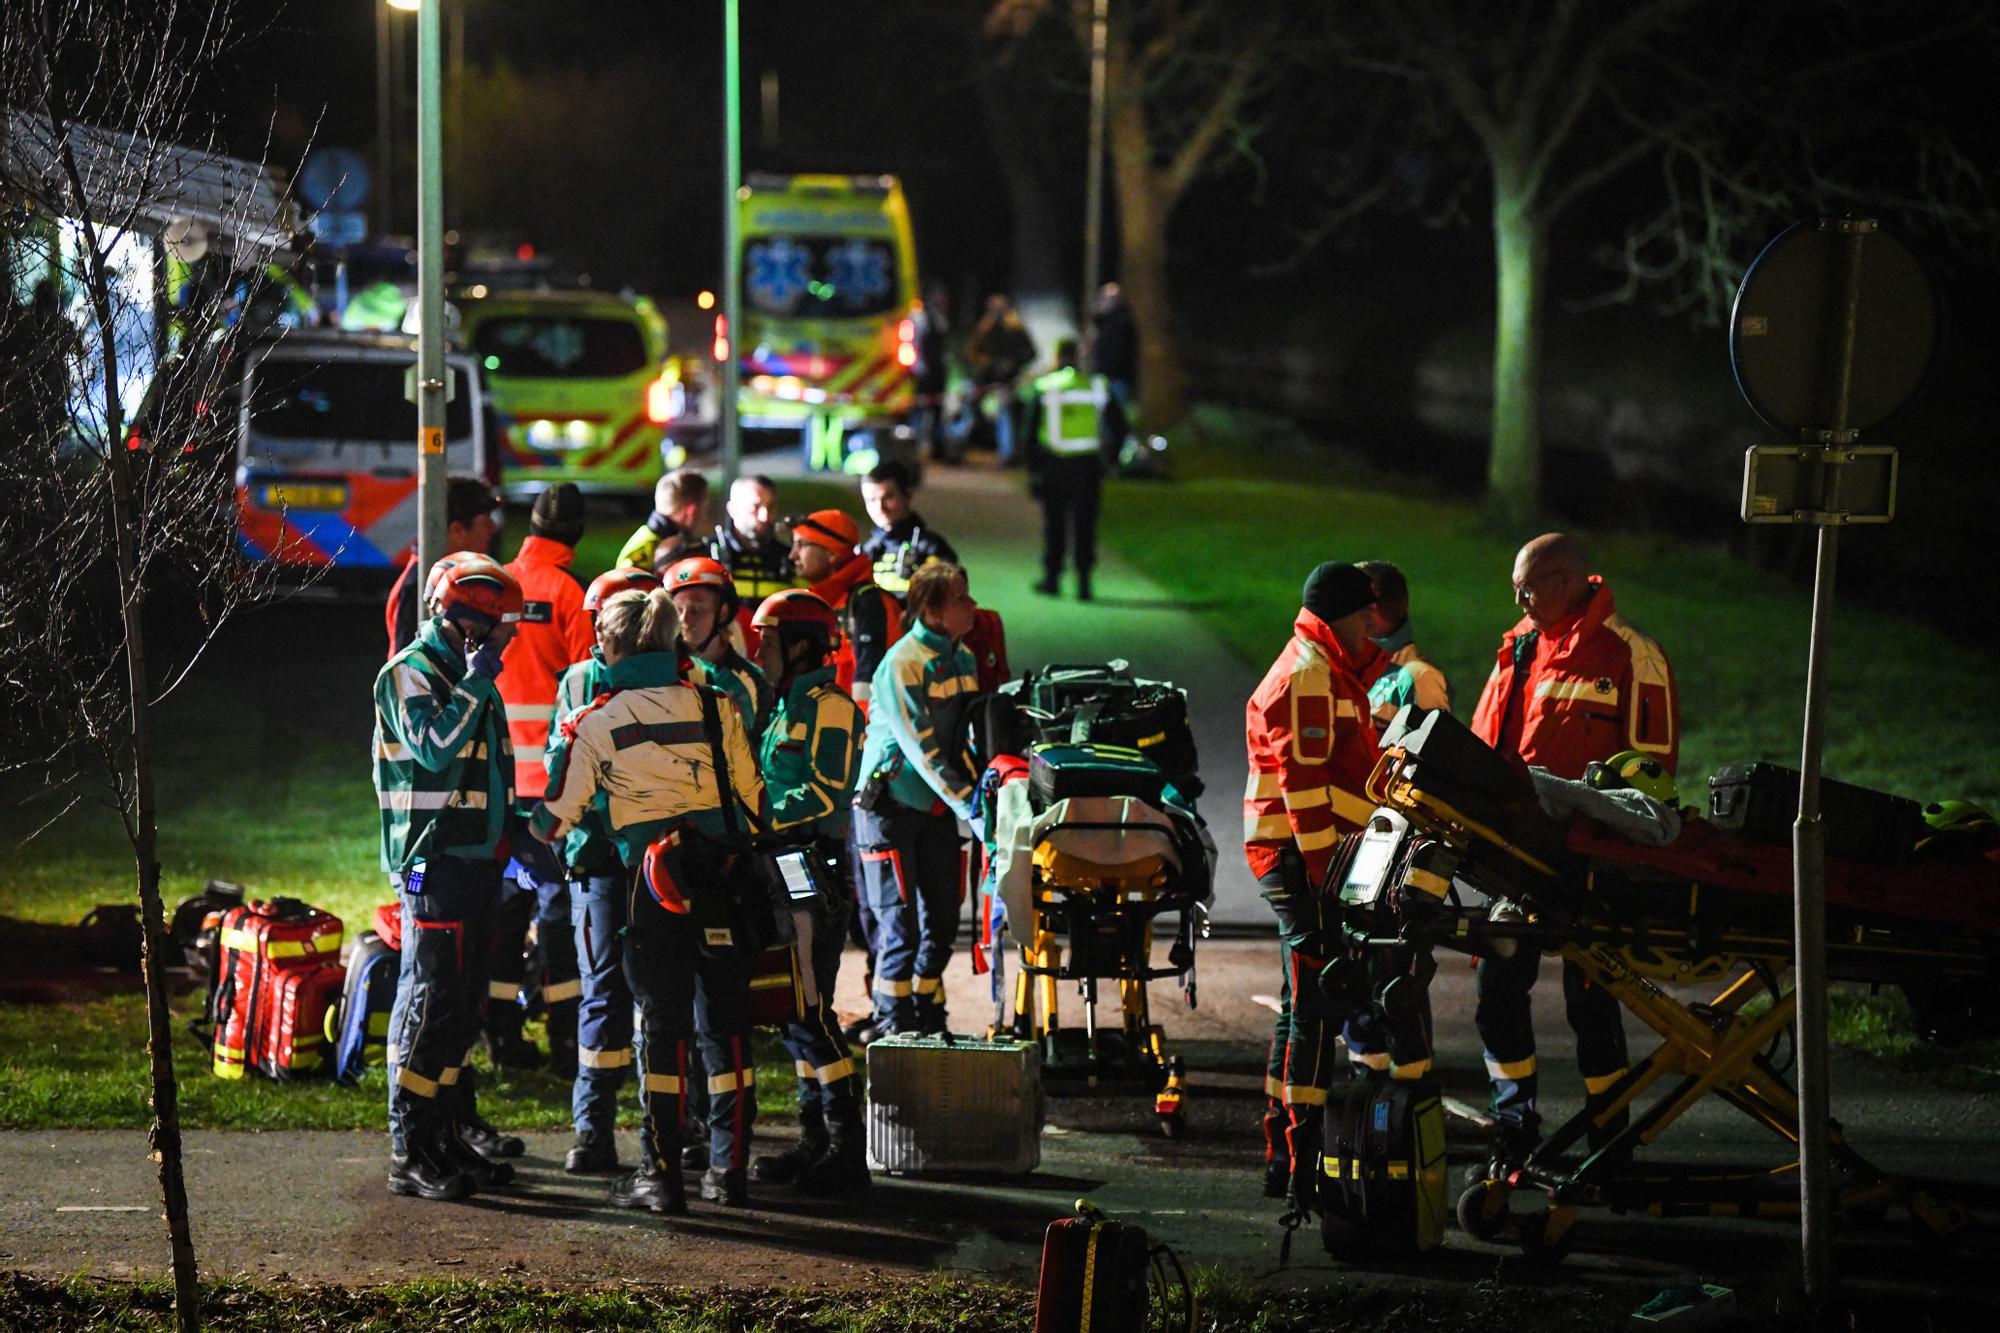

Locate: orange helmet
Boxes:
[423,551,523,627]
[662,555,736,595]
[790,509,862,555]
[584,565,662,620]
[752,589,840,651]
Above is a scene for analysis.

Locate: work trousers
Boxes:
[512,824,581,1047]
[624,867,756,1173]
[387,854,499,1153]
[1474,945,1630,1137]
[568,870,652,1162]
[856,800,963,1033]
[1038,453,1103,583]
[483,876,534,1042]
[781,840,860,1119]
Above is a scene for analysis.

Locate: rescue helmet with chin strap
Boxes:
[424,551,523,630]
[584,566,663,622]
[752,588,840,657]
[1583,749,1678,805]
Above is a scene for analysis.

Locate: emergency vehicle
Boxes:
[233,329,495,574]
[457,288,675,499]
[732,173,920,471]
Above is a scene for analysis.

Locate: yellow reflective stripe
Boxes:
[912,975,943,996]
[1584,1067,1628,1096]
[397,1067,441,1098]
[504,703,550,721]
[1295,825,1341,852]
[1281,1083,1326,1106]
[643,1072,683,1094]
[813,1058,855,1084]
[1330,787,1375,826]
[1283,785,1334,811]
[379,789,489,812]
[290,1033,323,1049]
[436,1065,461,1087]
[219,928,340,958]
[876,979,914,997]
[578,1047,632,1070]
[1244,812,1293,842]
[795,1060,817,1080]
[1263,1075,1284,1100]
[707,1068,756,1094]
[1391,1059,1434,1080]
[1335,698,1362,719]
[1350,1050,1391,1071]
[1245,771,1282,800]
[1386,1161,1412,1180]
[543,979,583,1003]
[1406,868,1450,900]
[1535,678,1618,705]
[488,981,521,1001]
[1485,1055,1537,1081]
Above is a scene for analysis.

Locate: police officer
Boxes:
[707,475,797,641]
[374,552,525,1201]
[534,587,768,1213]
[860,459,959,605]
[557,566,663,1176]
[855,562,981,1036]
[1025,338,1110,602]
[618,468,710,573]
[745,590,871,1196]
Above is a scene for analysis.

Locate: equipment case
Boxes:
[866,1033,1043,1175]
[1319,1077,1448,1259]
[207,899,344,1080]
[1708,762,1923,864]
[333,930,398,1082]
[1029,743,1167,811]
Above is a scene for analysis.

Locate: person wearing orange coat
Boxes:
[1467,532,1679,1161]
[788,509,902,714]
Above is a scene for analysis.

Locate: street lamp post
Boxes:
[719,0,742,489]
[1081,0,1110,325]
[412,0,448,575]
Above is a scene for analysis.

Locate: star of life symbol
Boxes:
[748,238,812,311]
[527,321,585,371]
[826,240,889,308]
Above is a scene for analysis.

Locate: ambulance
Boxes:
[733,173,920,471]
[457,288,675,498]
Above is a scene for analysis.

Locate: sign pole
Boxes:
[1081,0,1110,325]
[414,0,448,577]
[719,0,743,491]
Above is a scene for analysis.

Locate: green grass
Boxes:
[0,992,806,1129]
[1104,406,2000,811]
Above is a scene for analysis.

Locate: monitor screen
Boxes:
[1340,829,1399,906]
[774,850,820,902]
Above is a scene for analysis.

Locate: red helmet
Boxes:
[424,551,523,627]
[752,588,840,639]
[662,555,735,596]
[584,565,663,620]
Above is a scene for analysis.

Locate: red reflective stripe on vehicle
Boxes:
[573,413,652,471]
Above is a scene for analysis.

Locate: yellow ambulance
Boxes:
[458,288,675,498]
[735,173,920,471]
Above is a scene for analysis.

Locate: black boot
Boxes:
[443,1121,515,1189]
[388,1123,472,1202]
[545,1000,579,1081]
[1076,572,1094,602]
[1262,1156,1290,1200]
[565,1127,620,1174]
[796,1101,870,1197]
[610,1160,686,1216]
[699,1166,749,1206]
[751,1100,826,1186]
[681,1143,710,1172]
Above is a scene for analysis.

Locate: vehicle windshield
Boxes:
[742,235,901,319]
[470,315,649,378]
[242,357,473,469]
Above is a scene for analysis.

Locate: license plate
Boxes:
[259,482,348,511]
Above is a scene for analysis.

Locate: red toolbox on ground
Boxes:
[206,899,345,1080]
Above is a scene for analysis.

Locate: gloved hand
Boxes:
[467,640,506,680]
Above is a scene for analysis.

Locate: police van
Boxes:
[233,329,495,575]
[458,288,675,499]
[733,173,920,472]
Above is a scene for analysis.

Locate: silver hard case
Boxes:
[865,1033,1044,1175]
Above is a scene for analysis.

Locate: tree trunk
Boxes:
[1104,56,1189,431]
[38,13,202,1324]
[1486,171,1547,529]
[971,47,1073,330]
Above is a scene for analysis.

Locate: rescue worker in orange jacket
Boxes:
[1467,532,1679,1160]
[491,483,595,1075]
[1243,563,1408,1201]
[787,508,903,713]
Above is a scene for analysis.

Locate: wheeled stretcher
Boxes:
[1330,707,1999,1261]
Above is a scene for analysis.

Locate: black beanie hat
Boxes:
[530,482,585,545]
[1301,561,1377,625]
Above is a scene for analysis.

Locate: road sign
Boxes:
[309,208,369,247]
[1741,444,1898,525]
[298,147,371,213]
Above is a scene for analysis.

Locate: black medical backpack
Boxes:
[1319,1077,1449,1260]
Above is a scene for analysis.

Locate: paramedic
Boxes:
[617,468,710,573]
[556,566,663,1176]
[854,562,981,1036]
[664,555,773,727]
[1025,338,1109,602]
[746,590,871,1196]
[489,483,594,1076]
[1358,560,1452,723]
[384,476,502,658]
[788,508,902,711]
[1243,562,1403,1200]
[534,586,769,1213]
[860,459,959,604]
[1468,532,1679,1159]
[375,552,524,1202]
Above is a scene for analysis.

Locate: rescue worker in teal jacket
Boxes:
[745,590,871,1196]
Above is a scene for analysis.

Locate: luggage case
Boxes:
[207,899,344,1080]
[1707,762,1923,864]
[1319,1077,1448,1259]
[1029,742,1167,812]
[1034,1201,1194,1333]
[333,930,398,1082]
[265,960,346,1077]
[866,1033,1043,1175]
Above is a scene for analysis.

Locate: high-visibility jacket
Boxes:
[758,664,862,840]
[863,512,959,602]
[548,650,617,873]
[689,649,771,731]
[808,550,903,711]
[708,522,800,650]
[1367,621,1452,725]
[1468,576,1678,781]
[615,511,697,572]
[497,536,595,801]
[1243,609,1386,886]
[373,618,513,873]
[859,621,981,822]
[1029,364,1108,458]
[533,651,767,864]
